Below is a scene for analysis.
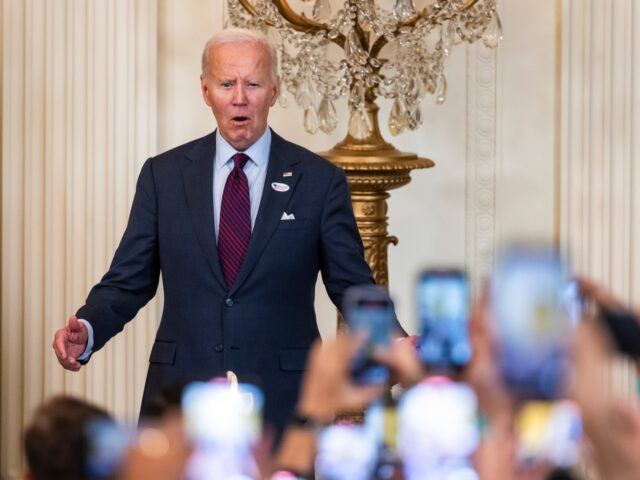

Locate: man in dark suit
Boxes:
[52,28,391,434]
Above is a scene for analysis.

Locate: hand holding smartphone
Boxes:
[343,285,395,386]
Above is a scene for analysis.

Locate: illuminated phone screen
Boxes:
[398,380,480,480]
[182,381,264,480]
[343,285,394,385]
[492,248,573,400]
[417,270,471,372]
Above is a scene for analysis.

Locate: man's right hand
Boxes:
[53,315,88,372]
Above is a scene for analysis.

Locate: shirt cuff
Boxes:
[76,318,94,361]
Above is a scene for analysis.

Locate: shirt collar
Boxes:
[214,128,271,171]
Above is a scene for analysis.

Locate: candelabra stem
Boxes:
[320,99,434,332]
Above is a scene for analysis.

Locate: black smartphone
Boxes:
[491,246,573,400]
[343,285,394,386]
[597,305,640,358]
[416,269,472,373]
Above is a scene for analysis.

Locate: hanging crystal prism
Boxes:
[348,109,372,139]
[406,103,422,129]
[295,77,315,109]
[442,21,456,56]
[388,98,409,136]
[345,29,369,66]
[304,106,319,134]
[483,13,503,49]
[278,92,289,108]
[312,0,331,21]
[318,97,338,133]
[350,81,366,111]
[393,0,416,22]
[435,73,447,104]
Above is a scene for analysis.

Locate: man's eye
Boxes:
[221,82,233,88]
[247,82,260,88]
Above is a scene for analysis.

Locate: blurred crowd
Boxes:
[21,252,640,480]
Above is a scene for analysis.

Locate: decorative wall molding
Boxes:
[560,0,639,302]
[1,1,158,477]
[466,43,499,297]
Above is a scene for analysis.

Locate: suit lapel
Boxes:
[229,131,301,295]
[182,131,227,291]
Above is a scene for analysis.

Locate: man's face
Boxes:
[201,42,279,151]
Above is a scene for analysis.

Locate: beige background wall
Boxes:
[2,0,638,477]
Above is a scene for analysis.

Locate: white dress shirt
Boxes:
[213,128,271,238]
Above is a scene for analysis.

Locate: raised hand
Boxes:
[52,315,88,372]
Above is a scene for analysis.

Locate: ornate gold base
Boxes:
[320,143,434,332]
[321,144,434,284]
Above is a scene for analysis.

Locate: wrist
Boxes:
[295,396,335,424]
[288,409,332,432]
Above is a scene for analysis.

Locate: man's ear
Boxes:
[200,74,212,107]
[270,75,281,107]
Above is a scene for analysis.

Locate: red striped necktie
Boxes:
[218,152,251,290]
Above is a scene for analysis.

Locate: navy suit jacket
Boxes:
[76,129,375,432]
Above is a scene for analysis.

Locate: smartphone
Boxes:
[598,305,640,358]
[516,400,582,468]
[85,419,133,480]
[562,279,586,325]
[397,379,480,480]
[343,285,394,385]
[315,424,379,480]
[491,246,573,400]
[182,381,264,480]
[416,269,471,372]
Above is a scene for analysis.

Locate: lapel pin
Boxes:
[283,171,293,177]
[271,182,290,192]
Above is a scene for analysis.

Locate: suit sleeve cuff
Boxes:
[76,318,94,361]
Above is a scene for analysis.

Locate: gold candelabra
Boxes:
[228,0,502,329]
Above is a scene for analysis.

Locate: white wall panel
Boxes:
[560,0,639,303]
[1,0,158,476]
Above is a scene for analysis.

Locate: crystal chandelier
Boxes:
[227,0,502,139]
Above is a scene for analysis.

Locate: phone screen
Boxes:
[85,419,133,479]
[343,285,394,385]
[182,381,264,480]
[397,380,480,480]
[492,247,573,400]
[516,400,582,468]
[417,270,471,372]
[315,424,379,480]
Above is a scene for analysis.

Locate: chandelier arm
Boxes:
[237,0,346,48]
[369,0,484,60]
[272,0,328,32]
[463,0,482,9]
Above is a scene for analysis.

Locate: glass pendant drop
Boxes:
[312,0,331,21]
[318,97,338,134]
[483,13,503,49]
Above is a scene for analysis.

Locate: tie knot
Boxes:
[231,152,250,170]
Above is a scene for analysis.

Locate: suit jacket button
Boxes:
[225,298,233,307]
[214,344,224,352]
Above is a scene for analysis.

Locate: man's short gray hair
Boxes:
[201,28,278,81]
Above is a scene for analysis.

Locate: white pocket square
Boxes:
[281,212,295,220]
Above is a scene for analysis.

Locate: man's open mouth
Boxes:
[232,116,249,123]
